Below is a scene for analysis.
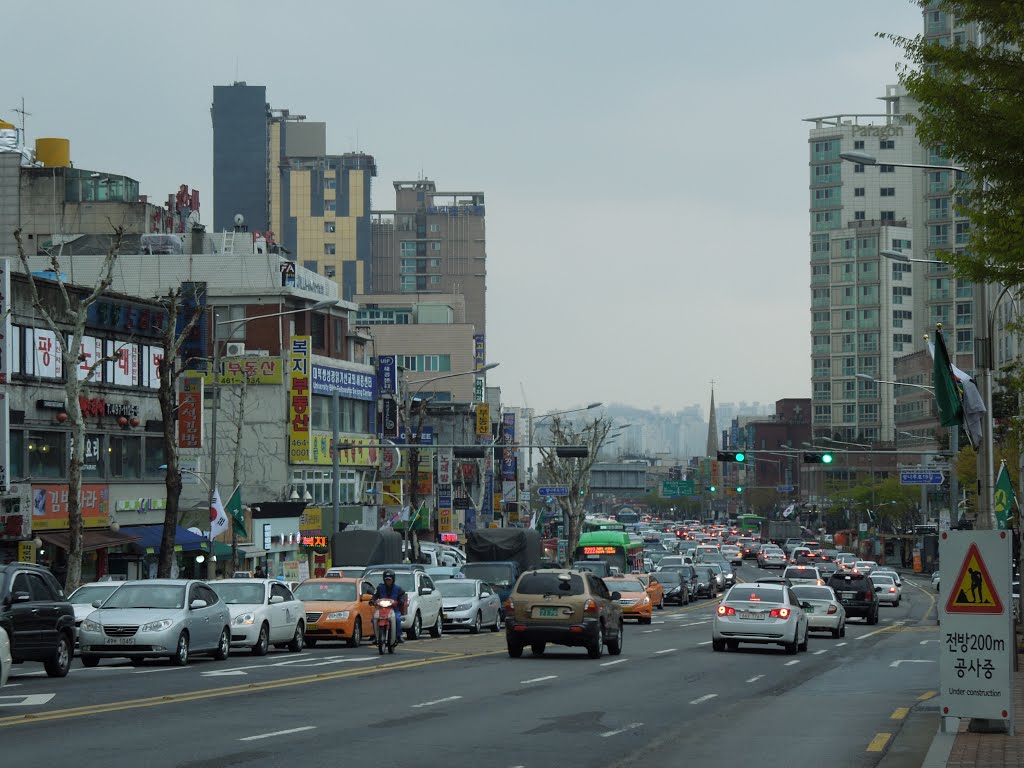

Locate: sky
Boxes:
[2,0,926,415]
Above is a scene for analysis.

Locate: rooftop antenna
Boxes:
[11,97,30,140]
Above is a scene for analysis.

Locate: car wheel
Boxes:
[726,640,739,650]
[840,622,846,637]
[45,633,72,678]
[531,642,546,656]
[657,596,665,610]
[252,623,270,656]
[608,623,623,656]
[80,654,100,668]
[507,641,524,658]
[831,626,841,638]
[639,616,652,625]
[347,618,362,648]
[587,635,604,659]
[305,637,318,648]
[491,611,502,632]
[784,640,798,655]
[470,612,482,635]
[429,612,443,638]
[289,622,305,652]
[171,632,190,666]
[868,610,879,626]
[712,638,725,652]
[407,612,422,641]
[213,628,230,661]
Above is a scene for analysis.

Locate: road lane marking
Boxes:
[920,639,939,645]
[918,690,938,701]
[890,708,910,720]
[0,694,56,707]
[240,726,316,741]
[641,629,660,634]
[784,660,800,666]
[836,642,847,647]
[697,641,712,646]
[601,722,642,738]
[202,669,248,677]
[890,660,935,668]
[600,659,628,667]
[855,620,906,641]
[132,667,190,675]
[412,695,463,708]
[689,694,717,705]
[654,649,677,655]
[520,676,557,684]
[813,649,827,655]
[866,732,892,752]
[745,675,764,683]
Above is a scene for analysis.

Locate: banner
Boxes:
[377,355,398,395]
[311,364,375,400]
[437,451,452,533]
[476,403,490,436]
[501,411,516,481]
[201,356,283,385]
[381,399,400,439]
[31,484,110,530]
[473,334,485,370]
[289,336,312,462]
[302,434,380,467]
[178,373,204,449]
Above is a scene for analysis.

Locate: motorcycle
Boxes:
[374,598,399,655]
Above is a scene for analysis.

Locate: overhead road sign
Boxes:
[538,485,569,497]
[661,480,695,497]
[900,469,944,485]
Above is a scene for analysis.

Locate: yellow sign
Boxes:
[384,474,433,499]
[438,508,452,533]
[202,356,283,385]
[17,541,35,563]
[299,507,322,532]
[288,336,312,463]
[297,434,380,467]
[476,403,490,436]
[946,542,1003,614]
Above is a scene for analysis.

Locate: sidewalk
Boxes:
[943,661,1024,767]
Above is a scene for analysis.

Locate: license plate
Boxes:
[536,607,559,618]
[841,592,856,600]
[307,623,318,631]
[805,606,814,614]
[105,637,135,645]
[739,611,765,620]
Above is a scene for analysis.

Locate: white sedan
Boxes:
[791,584,846,638]
[712,583,809,655]
[209,579,307,655]
[0,626,10,687]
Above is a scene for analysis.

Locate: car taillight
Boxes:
[769,608,790,619]
[505,597,514,614]
[827,605,838,614]
[717,605,735,616]
[583,598,600,616]
[864,591,874,600]
[889,586,896,593]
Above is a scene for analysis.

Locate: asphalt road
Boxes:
[0,563,942,768]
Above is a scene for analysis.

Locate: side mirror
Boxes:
[12,591,31,603]
[92,599,105,608]
[190,599,208,610]
[418,587,433,596]
[610,591,622,601]
[801,602,812,610]
[874,586,882,592]
[480,591,491,598]
[269,595,284,604]
[360,593,373,602]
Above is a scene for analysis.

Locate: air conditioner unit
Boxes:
[225,342,246,357]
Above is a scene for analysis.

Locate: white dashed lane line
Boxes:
[601,722,643,738]
[813,649,828,655]
[520,676,557,684]
[654,648,678,655]
[690,694,718,705]
[600,659,629,667]
[239,726,316,742]
[785,660,800,666]
[412,696,463,708]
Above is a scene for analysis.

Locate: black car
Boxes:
[657,564,700,601]
[0,563,76,677]
[694,566,718,598]
[742,541,762,559]
[827,571,879,624]
[650,571,690,605]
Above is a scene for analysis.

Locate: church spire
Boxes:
[706,385,719,457]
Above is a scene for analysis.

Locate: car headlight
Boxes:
[141,619,174,633]
[327,611,350,621]
[641,596,651,605]
[233,612,255,626]
[81,619,101,633]
[452,603,473,612]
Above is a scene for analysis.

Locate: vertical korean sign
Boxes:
[0,258,9,493]
[289,336,312,463]
[939,530,1014,723]
[177,372,204,448]
[501,410,517,481]
[473,334,486,370]
[437,451,453,534]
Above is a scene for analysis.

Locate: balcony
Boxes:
[929,289,952,300]
[846,218,909,229]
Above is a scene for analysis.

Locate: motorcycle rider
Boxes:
[372,570,408,644]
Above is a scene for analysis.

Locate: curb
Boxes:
[920,725,957,768]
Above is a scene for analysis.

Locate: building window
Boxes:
[854,140,865,150]
[854,188,865,197]
[324,222,336,233]
[429,224,440,233]
[400,276,416,292]
[325,200,336,212]
[854,211,866,220]
[216,305,246,342]
[429,241,441,252]
[109,435,141,479]
[401,259,417,275]
[400,241,417,256]
[879,140,895,150]
[879,164,895,173]
[311,313,326,351]
[144,438,165,477]
[956,329,973,354]
[880,211,896,222]
[880,188,895,197]
[324,178,337,190]
[324,244,336,255]
[429,275,441,285]
[853,164,865,173]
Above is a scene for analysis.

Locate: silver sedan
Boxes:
[78,580,232,667]
[435,579,502,633]
[791,584,846,638]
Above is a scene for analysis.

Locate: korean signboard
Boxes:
[381,399,399,439]
[289,336,312,463]
[176,281,207,365]
[311,364,375,400]
[377,355,398,396]
[301,434,380,467]
[501,411,517,482]
[106,340,140,386]
[201,356,283,386]
[437,451,453,533]
[31,484,110,530]
[26,328,63,378]
[75,336,103,382]
[939,530,1014,723]
[85,298,166,338]
[476,403,490,436]
[178,373,204,449]
[473,334,485,370]
[0,486,31,540]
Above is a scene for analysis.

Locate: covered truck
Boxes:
[463,529,543,608]
[760,519,802,545]
[331,529,403,567]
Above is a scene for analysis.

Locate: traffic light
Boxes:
[736,486,743,493]
[803,452,834,464]
[556,446,589,458]
[717,450,746,463]
[709,485,717,492]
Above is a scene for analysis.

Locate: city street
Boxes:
[0,564,942,768]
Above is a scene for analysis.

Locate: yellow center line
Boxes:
[866,732,892,752]
[0,649,506,728]
[890,707,910,720]
[917,690,938,701]
[907,577,938,621]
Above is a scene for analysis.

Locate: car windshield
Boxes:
[608,579,645,592]
[102,584,185,610]
[652,573,679,585]
[727,587,785,603]
[792,586,834,601]
[436,580,478,598]
[211,583,265,605]
[294,582,358,602]
[364,572,415,592]
[68,585,119,605]
[460,564,514,588]
[786,569,818,579]
[516,573,584,596]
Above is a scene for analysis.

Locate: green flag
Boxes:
[225,485,247,538]
[994,462,1017,531]
[932,328,963,428]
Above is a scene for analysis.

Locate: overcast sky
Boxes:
[3,1,924,414]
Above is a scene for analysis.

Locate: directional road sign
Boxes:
[900,469,944,485]
[537,485,569,497]
[661,480,695,497]
[776,485,794,493]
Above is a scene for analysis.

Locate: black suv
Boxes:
[828,571,879,624]
[0,563,76,677]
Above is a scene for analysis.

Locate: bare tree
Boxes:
[538,414,614,558]
[227,377,249,571]
[155,288,203,578]
[14,227,124,592]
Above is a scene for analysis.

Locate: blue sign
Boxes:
[397,426,434,445]
[464,508,477,532]
[776,485,795,493]
[377,355,398,395]
[311,364,376,400]
[538,485,569,497]
[900,470,944,485]
[501,412,516,481]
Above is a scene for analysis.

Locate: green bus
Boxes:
[736,513,765,534]
[582,517,627,533]
[573,531,645,574]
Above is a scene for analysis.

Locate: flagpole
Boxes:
[229,483,240,575]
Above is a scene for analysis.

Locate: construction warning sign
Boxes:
[945,542,1004,614]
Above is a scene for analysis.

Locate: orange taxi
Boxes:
[293,578,375,648]
[634,573,665,611]
[606,576,654,625]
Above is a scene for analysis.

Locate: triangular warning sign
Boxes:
[945,542,1004,614]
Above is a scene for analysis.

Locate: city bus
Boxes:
[582,517,627,533]
[736,513,765,535]
[614,509,642,529]
[573,531,645,573]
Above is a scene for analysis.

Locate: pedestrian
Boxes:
[254,565,266,579]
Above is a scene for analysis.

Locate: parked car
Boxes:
[0,563,75,677]
[67,582,123,643]
[209,579,306,654]
[363,568,444,640]
[827,571,879,624]
[78,580,232,666]
[435,579,502,633]
[0,626,11,687]
[505,569,623,659]
[294,578,375,647]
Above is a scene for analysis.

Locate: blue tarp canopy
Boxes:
[119,525,210,555]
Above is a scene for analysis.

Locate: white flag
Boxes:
[529,511,538,530]
[927,340,986,447]
[782,503,796,518]
[209,487,230,539]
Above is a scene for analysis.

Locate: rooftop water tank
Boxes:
[35,137,70,167]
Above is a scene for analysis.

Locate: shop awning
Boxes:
[38,529,142,553]
[119,525,211,555]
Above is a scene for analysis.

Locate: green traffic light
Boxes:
[736,486,743,493]
[735,452,745,462]
[709,485,717,492]
[822,453,833,464]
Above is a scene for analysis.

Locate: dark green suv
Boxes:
[827,571,879,624]
[0,563,76,677]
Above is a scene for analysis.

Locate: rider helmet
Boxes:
[383,569,396,582]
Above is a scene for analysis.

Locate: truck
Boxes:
[330,529,403,567]
[760,519,803,546]
[463,530,544,614]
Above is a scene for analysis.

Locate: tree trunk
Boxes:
[64,385,86,593]
[157,350,181,578]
